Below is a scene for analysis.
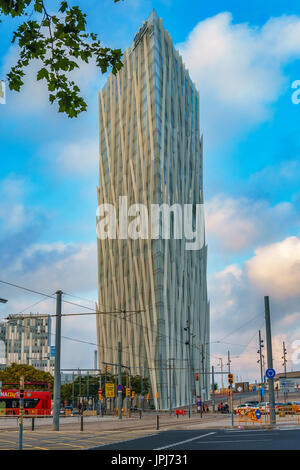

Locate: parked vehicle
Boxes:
[233,404,248,415]
[244,401,259,407]
[277,402,294,414]
[259,402,270,414]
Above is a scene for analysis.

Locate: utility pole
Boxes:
[264,296,276,426]
[184,321,193,418]
[257,330,264,402]
[227,351,233,426]
[141,366,144,412]
[53,290,62,431]
[94,350,98,371]
[218,358,224,390]
[87,371,90,409]
[227,350,231,407]
[118,341,122,419]
[99,369,102,416]
[201,344,205,403]
[168,359,175,416]
[282,341,287,403]
[18,375,24,450]
[227,350,231,373]
[211,366,216,413]
[72,371,74,408]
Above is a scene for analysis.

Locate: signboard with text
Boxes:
[105,383,115,398]
[280,378,295,393]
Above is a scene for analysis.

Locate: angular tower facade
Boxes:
[96,11,210,410]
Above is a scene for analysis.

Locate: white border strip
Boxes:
[154,432,216,450]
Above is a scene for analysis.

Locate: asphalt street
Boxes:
[91,428,300,450]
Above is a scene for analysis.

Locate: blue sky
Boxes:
[1,0,300,382]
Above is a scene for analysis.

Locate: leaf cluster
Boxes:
[1,0,123,117]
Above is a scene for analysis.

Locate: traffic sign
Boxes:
[255,409,261,420]
[237,386,242,392]
[105,383,115,398]
[266,368,275,379]
[117,384,123,392]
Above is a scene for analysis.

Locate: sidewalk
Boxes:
[0,411,235,432]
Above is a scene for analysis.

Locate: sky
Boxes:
[0,0,300,387]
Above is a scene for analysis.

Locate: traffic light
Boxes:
[131,391,135,398]
[126,388,130,397]
[195,373,199,381]
[228,373,234,384]
[20,389,25,399]
[105,365,110,373]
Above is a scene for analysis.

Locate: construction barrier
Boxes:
[238,407,300,428]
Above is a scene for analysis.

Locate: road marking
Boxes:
[53,442,86,449]
[88,433,159,449]
[195,439,271,444]
[154,432,216,450]
[225,430,280,434]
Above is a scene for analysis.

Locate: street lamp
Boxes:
[0,299,8,304]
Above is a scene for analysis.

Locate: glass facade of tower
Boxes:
[96,11,209,409]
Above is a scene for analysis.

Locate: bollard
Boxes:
[139,410,142,420]
[156,415,159,430]
[80,414,84,431]
[32,417,35,431]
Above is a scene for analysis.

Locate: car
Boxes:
[259,402,270,414]
[59,406,74,416]
[244,401,259,408]
[233,404,248,415]
[275,403,284,413]
[277,402,294,414]
[291,402,300,413]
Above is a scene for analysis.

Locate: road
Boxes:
[91,428,300,450]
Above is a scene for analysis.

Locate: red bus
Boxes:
[0,382,51,416]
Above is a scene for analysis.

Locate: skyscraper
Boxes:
[0,314,54,374]
[96,10,209,409]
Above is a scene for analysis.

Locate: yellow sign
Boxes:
[0,402,5,416]
[105,383,115,398]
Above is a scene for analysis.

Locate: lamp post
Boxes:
[0,299,8,304]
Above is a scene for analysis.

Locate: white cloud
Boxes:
[0,240,99,368]
[209,236,300,382]
[178,13,300,146]
[205,194,297,253]
[46,139,99,177]
[246,236,300,299]
[0,175,43,233]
